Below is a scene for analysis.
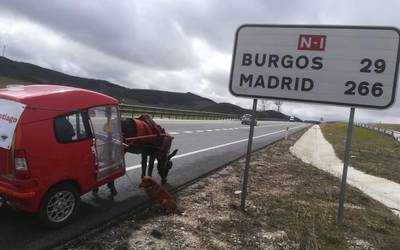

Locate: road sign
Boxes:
[229,25,400,109]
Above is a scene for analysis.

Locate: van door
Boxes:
[88,105,125,180]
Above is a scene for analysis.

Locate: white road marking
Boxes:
[169,123,291,135]
[126,124,305,171]
[169,123,289,135]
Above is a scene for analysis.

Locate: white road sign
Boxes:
[229,25,400,109]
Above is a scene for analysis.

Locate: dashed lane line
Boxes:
[168,123,294,135]
[169,124,294,135]
[126,124,305,171]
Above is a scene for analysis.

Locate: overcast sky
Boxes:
[1,0,400,122]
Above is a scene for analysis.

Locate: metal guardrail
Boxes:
[119,104,240,120]
[355,123,400,142]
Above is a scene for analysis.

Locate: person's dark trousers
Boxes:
[92,181,117,196]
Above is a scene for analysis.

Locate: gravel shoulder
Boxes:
[66,130,400,250]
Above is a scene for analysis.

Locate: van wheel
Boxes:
[39,183,79,228]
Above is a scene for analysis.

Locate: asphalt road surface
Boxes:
[0,119,308,250]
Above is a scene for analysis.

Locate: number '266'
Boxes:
[344,58,386,97]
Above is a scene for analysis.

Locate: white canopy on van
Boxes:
[0,99,25,150]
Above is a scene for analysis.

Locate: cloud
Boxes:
[0,1,198,70]
[0,0,400,122]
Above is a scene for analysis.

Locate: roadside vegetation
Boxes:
[70,131,400,250]
[321,123,400,184]
[375,123,400,132]
[0,77,32,88]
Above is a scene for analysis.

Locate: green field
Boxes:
[0,77,32,88]
[375,123,400,132]
[321,123,400,184]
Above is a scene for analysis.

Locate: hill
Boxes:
[0,56,296,120]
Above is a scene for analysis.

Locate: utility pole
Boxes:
[260,100,266,112]
[274,100,282,112]
[2,45,6,57]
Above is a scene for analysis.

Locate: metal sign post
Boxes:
[240,98,258,211]
[337,107,356,224]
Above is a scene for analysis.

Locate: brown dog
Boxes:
[139,176,180,214]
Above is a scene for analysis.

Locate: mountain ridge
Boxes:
[0,56,296,120]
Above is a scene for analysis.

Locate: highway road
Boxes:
[0,119,308,250]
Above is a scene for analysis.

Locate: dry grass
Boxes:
[71,131,400,250]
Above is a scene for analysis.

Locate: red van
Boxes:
[0,85,126,227]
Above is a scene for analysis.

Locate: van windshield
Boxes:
[0,99,25,150]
